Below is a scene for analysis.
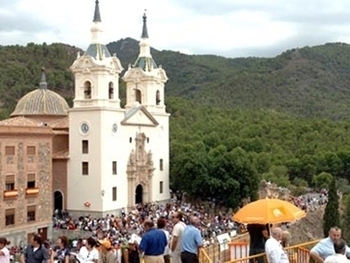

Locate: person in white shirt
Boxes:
[325,239,350,263]
[311,227,350,263]
[171,212,187,263]
[265,227,289,263]
[78,237,99,263]
[0,237,10,263]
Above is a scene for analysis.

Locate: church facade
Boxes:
[0,0,170,242]
[68,2,170,216]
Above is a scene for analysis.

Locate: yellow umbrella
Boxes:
[233,198,306,224]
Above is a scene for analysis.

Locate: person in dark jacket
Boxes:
[21,234,50,263]
[52,236,70,263]
[247,224,269,263]
[122,239,140,263]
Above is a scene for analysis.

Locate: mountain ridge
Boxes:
[1,39,350,120]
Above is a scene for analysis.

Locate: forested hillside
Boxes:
[1,40,350,207]
[0,43,80,118]
[168,97,350,206]
[108,39,350,120]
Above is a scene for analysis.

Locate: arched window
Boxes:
[109,82,114,99]
[84,81,91,99]
[156,90,161,105]
[135,89,142,104]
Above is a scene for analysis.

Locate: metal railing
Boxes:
[200,248,213,263]
[198,233,249,263]
[225,239,320,263]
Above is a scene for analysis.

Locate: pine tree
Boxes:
[323,176,340,237]
[341,194,350,242]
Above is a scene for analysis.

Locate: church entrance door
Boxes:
[135,184,143,204]
[54,191,63,211]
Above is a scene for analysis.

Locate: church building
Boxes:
[0,0,170,242]
[68,1,170,216]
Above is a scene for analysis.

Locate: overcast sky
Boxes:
[1,0,350,58]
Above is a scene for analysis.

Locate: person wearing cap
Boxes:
[98,240,115,263]
[139,220,167,263]
[122,239,140,263]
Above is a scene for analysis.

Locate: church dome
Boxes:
[133,56,158,71]
[85,43,111,60]
[11,70,69,117]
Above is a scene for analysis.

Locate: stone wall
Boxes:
[1,225,53,248]
[38,141,53,222]
[259,180,291,200]
[0,129,53,243]
[51,229,92,243]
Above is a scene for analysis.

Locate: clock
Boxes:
[112,123,118,133]
[81,123,90,134]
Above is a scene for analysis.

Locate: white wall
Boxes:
[68,108,104,212]
[68,107,170,213]
[68,56,170,214]
[99,109,129,211]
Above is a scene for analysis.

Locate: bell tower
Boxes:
[70,0,123,108]
[123,12,168,114]
[68,0,125,216]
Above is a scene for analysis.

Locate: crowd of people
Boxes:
[292,190,328,212]
[52,200,238,248]
[4,224,350,263]
[1,211,205,263]
[1,186,342,263]
[263,180,328,212]
[0,195,240,263]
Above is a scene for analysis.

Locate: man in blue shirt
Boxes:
[139,219,167,263]
[181,216,203,263]
[310,226,350,263]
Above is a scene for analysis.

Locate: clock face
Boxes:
[112,123,118,133]
[81,123,89,134]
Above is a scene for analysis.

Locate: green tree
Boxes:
[341,194,350,242]
[292,177,308,188]
[336,178,350,195]
[323,176,339,237]
[227,147,260,202]
[262,165,290,187]
[312,172,333,189]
